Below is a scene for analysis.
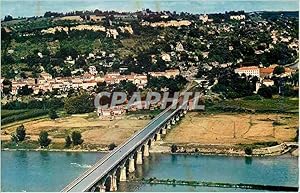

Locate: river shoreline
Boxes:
[133,178,299,192]
[1,142,298,157]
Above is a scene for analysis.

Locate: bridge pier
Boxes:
[143,144,149,157]
[128,158,135,173]
[109,175,117,192]
[99,184,106,192]
[112,174,118,191]
[162,128,167,135]
[171,117,176,125]
[148,139,153,148]
[176,115,180,121]
[136,151,143,165]
[119,166,127,182]
[180,111,184,117]
[183,109,187,114]
[167,122,171,129]
[156,133,161,141]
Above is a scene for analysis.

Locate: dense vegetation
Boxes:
[64,94,94,114]
[1,10,298,79]
[1,109,49,125]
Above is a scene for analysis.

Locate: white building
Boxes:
[230,15,246,20]
[234,66,260,77]
[262,79,274,87]
[89,66,98,75]
[175,42,184,52]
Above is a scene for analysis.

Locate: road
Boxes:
[62,106,178,192]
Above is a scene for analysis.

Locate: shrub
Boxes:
[244,147,253,155]
[294,129,299,142]
[71,131,83,145]
[258,86,273,99]
[16,125,26,142]
[38,131,51,147]
[273,66,285,75]
[243,95,262,100]
[65,135,72,148]
[171,144,178,153]
[108,143,117,150]
[11,133,19,143]
[49,109,59,120]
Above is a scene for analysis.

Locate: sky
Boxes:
[1,0,299,18]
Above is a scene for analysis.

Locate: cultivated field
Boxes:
[165,112,298,145]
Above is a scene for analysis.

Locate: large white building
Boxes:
[234,66,260,77]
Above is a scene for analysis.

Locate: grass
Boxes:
[1,109,28,119]
[206,97,299,113]
[2,140,70,150]
[238,141,279,149]
[1,109,49,125]
[1,140,40,149]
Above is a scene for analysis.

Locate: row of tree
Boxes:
[10,125,84,148]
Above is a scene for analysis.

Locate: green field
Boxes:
[1,109,28,119]
[206,97,299,113]
[1,109,49,125]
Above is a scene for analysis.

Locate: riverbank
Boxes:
[135,178,298,192]
[2,140,298,157]
[1,111,298,157]
[149,141,299,157]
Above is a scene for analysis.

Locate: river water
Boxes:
[1,0,299,18]
[1,151,298,192]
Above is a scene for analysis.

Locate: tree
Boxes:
[49,109,59,120]
[244,147,252,155]
[2,79,12,95]
[71,131,83,145]
[38,131,51,147]
[4,15,13,21]
[258,86,273,98]
[273,66,285,75]
[16,125,26,142]
[171,144,178,153]
[65,136,72,148]
[108,143,117,150]
[64,94,94,114]
[11,133,19,143]
[18,85,33,96]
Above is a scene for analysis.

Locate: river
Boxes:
[1,151,298,191]
[1,0,299,18]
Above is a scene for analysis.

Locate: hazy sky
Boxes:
[1,0,299,18]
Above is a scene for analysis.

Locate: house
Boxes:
[230,15,246,20]
[97,106,125,117]
[40,72,52,80]
[260,67,274,78]
[82,80,97,89]
[262,79,274,87]
[175,42,184,52]
[89,66,98,75]
[234,66,260,77]
[165,69,180,78]
[199,14,213,23]
[161,53,171,62]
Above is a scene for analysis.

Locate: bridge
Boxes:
[62,99,192,192]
